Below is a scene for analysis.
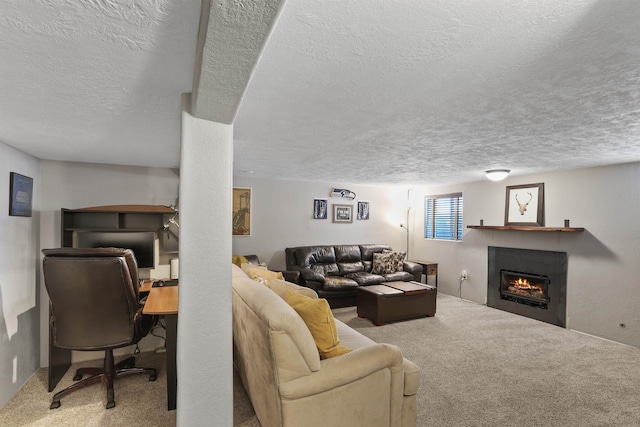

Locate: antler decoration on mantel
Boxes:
[515,192,533,215]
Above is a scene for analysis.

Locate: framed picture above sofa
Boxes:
[313,198,328,219]
[333,204,353,223]
[357,201,370,220]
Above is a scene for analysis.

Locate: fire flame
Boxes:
[510,277,543,293]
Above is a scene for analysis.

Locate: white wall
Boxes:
[410,162,640,348]
[0,142,40,409]
[232,177,410,268]
[39,160,180,365]
[177,95,233,426]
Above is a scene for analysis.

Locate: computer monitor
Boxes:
[77,231,156,269]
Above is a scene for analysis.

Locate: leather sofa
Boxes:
[232,264,420,427]
[285,244,423,308]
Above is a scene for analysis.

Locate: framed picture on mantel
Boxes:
[505,183,544,227]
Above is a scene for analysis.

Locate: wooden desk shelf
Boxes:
[467,225,585,232]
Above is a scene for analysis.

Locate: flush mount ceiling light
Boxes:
[485,169,511,181]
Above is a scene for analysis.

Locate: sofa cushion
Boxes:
[384,271,414,282]
[334,245,362,262]
[323,276,359,291]
[345,271,386,285]
[296,245,336,267]
[267,278,318,300]
[338,261,365,275]
[359,244,392,261]
[285,291,352,359]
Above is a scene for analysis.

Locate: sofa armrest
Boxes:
[403,261,423,282]
[297,268,325,284]
[279,270,301,284]
[278,343,404,399]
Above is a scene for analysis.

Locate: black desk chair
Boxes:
[42,247,157,409]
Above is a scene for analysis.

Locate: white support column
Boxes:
[177,93,233,425]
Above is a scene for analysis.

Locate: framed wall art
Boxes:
[313,198,328,219]
[9,172,33,217]
[505,183,544,226]
[332,204,353,223]
[357,201,370,220]
[232,187,251,235]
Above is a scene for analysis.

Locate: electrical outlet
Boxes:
[461,270,468,280]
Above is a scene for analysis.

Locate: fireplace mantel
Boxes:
[467,225,584,232]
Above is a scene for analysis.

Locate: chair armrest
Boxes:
[278,343,404,399]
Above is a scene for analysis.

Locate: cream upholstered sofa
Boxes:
[232,264,420,427]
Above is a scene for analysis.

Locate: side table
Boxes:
[409,260,438,287]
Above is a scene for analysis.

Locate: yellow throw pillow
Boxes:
[232,254,249,267]
[242,264,284,282]
[285,290,351,359]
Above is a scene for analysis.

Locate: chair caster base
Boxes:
[149,374,157,381]
[106,401,115,409]
[50,401,61,410]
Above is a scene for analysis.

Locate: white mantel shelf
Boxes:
[467,225,585,232]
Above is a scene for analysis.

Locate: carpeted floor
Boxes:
[3,294,640,426]
[0,351,175,427]
[236,294,640,427]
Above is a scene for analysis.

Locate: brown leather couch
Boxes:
[285,244,422,308]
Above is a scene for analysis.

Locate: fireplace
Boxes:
[488,247,567,327]
[500,270,550,308]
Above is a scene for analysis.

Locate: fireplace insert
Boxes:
[488,247,567,327]
[500,270,550,309]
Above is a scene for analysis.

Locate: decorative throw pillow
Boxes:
[232,254,248,267]
[285,290,351,359]
[372,252,396,274]
[380,250,406,272]
[390,251,406,272]
[241,263,284,282]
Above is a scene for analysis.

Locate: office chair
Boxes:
[42,247,157,409]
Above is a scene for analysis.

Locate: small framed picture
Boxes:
[357,201,370,220]
[9,172,33,217]
[505,183,544,226]
[313,199,328,219]
[333,204,353,223]
[232,187,251,235]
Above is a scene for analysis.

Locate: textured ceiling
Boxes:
[234,0,640,185]
[1,0,640,186]
[0,0,200,168]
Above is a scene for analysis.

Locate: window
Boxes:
[424,193,463,241]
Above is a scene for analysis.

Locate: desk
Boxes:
[141,281,178,411]
[409,260,438,287]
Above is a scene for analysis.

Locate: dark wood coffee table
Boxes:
[356,281,436,326]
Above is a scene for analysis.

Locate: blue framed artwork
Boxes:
[357,201,370,220]
[9,172,33,217]
[313,198,327,219]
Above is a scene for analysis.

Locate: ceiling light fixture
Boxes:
[485,169,511,181]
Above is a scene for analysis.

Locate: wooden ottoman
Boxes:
[356,281,436,326]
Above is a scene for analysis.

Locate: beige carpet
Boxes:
[0,351,175,427]
[236,294,640,427]
[3,294,640,426]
